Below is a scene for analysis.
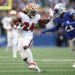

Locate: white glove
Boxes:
[17,24,24,30]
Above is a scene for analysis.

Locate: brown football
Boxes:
[15,22,21,26]
[15,22,24,27]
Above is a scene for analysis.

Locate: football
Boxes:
[15,22,21,26]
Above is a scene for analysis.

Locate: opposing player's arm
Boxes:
[63,21,75,26]
[46,24,60,32]
[41,24,60,34]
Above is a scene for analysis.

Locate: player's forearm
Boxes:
[3,23,10,30]
[44,25,59,32]
[38,19,50,25]
[10,21,15,27]
[68,22,75,25]
[63,22,75,26]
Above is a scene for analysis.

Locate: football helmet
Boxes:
[9,10,17,19]
[54,3,66,16]
[25,3,38,17]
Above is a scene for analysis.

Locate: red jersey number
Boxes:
[23,22,35,31]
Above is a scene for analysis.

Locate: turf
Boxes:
[0,47,75,75]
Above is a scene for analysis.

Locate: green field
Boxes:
[0,48,75,75]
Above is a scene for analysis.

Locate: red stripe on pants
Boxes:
[28,39,33,48]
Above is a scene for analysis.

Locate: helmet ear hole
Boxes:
[54,9,59,14]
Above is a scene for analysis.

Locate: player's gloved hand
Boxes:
[14,25,17,29]
[17,24,24,30]
[62,21,69,26]
[40,30,46,35]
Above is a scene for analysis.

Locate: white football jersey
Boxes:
[18,12,40,34]
[2,17,18,37]
[2,17,12,30]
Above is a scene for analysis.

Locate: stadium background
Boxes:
[0,0,75,47]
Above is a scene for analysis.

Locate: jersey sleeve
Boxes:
[18,12,24,18]
[36,14,41,22]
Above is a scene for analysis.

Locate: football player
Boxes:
[2,10,18,58]
[41,3,75,67]
[11,3,41,72]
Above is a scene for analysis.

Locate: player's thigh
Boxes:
[17,36,23,51]
[12,36,18,46]
[23,35,33,48]
[7,36,12,47]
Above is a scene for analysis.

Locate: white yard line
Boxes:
[0,62,73,64]
[0,59,75,62]
[0,66,72,68]
[35,59,75,62]
[0,70,74,72]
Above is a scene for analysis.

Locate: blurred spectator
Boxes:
[70,0,75,9]
[56,29,68,47]
[0,11,9,35]
[0,0,8,6]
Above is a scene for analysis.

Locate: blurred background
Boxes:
[0,0,75,47]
